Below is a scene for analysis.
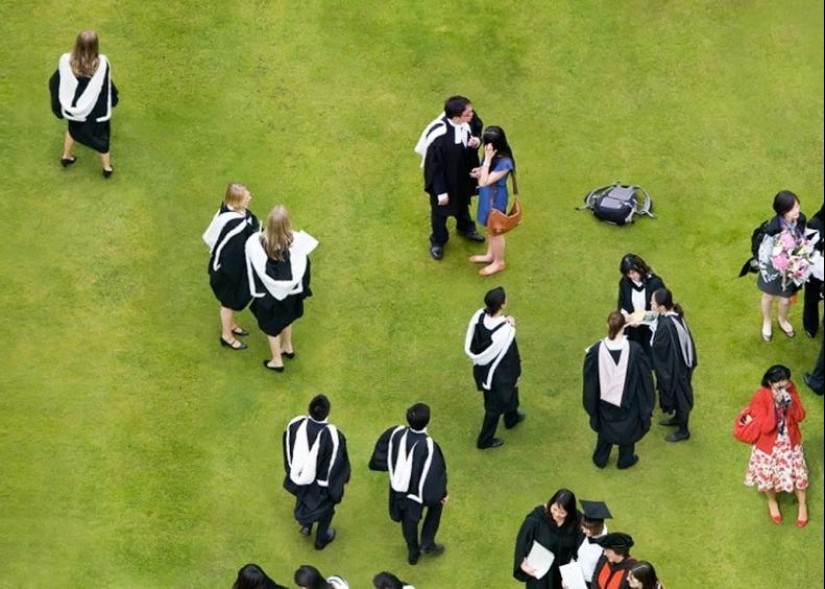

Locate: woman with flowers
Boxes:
[744,365,809,527]
[753,190,808,340]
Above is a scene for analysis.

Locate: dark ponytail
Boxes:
[484,287,506,315]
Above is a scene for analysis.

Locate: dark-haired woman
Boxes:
[232,563,287,589]
[617,253,665,358]
[513,489,583,589]
[50,30,119,177]
[650,288,697,442]
[293,564,349,589]
[627,561,665,589]
[753,190,807,340]
[470,126,516,276]
[203,182,259,351]
[245,205,314,372]
[464,286,525,449]
[744,365,809,527]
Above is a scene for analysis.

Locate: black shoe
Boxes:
[231,327,249,337]
[300,525,311,536]
[220,337,247,350]
[617,455,639,470]
[102,167,114,178]
[665,430,690,443]
[408,551,420,565]
[60,156,77,167]
[804,372,824,395]
[421,542,445,556]
[461,230,486,243]
[659,416,678,426]
[315,528,335,550]
[262,360,284,372]
[479,438,504,449]
[505,411,526,429]
[805,329,817,338]
[430,244,444,260]
[281,350,296,359]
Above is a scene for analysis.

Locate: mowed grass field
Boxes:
[1,1,823,587]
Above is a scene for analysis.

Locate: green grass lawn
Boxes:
[1,1,823,587]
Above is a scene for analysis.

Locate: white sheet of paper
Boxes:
[559,561,588,589]
[292,230,319,255]
[527,540,555,580]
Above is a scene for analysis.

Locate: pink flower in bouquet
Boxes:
[779,231,797,249]
[771,252,790,273]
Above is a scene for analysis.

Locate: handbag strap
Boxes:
[510,168,519,195]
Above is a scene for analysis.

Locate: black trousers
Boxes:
[592,434,636,468]
[430,204,477,246]
[398,500,443,557]
[809,340,824,394]
[313,508,334,548]
[803,278,823,336]
[477,408,521,448]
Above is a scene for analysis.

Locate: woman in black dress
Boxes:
[245,205,312,372]
[50,30,118,177]
[513,488,583,589]
[203,182,259,350]
[754,190,807,340]
[464,286,525,449]
[617,253,665,358]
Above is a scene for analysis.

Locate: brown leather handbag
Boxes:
[486,170,522,235]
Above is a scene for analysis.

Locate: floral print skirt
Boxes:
[745,431,808,493]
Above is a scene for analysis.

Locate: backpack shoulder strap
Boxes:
[632,185,655,218]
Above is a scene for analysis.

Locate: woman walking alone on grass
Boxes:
[50,30,118,177]
[203,182,260,351]
[469,126,516,276]
[744,364,809,527]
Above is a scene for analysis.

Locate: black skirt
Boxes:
[68,119,111,153]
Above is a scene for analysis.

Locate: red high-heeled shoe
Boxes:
[796,517,808,528]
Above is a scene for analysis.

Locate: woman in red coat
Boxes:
[744,365,809,527]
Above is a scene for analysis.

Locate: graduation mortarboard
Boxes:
[595,532,634,550]
[580,500,612,522]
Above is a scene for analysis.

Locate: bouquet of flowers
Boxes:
[757,229,819,291]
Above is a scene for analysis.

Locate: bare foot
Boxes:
[768,500,782,522]
[798,503,808,523]
[469,255,492,264]
[479,262,506,276]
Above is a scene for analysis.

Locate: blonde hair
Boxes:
[261,205,293,261]
[71,30,100,77]
[224,182,250,210]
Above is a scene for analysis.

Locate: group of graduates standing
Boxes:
[583,253,698,472]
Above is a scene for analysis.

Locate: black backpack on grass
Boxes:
[581,182,655,225]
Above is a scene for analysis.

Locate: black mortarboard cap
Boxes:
[595,532,634,550]
[580,500,612,522]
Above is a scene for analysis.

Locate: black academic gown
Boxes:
[582,340,654,445]
[513,506,583,589]
[650,314,697,415]
[617,273,665,357]
[282,417,351,527]
[49,60,119,153]
[249,251,312,336]
[423,117,477,217]
[471,316,522,414]
[369,426,448,520]
[207,205,259,310]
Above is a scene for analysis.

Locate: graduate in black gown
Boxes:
[369,403,448,566]
[283,395,350,551]
[50,30,118,177]
[203,182,260,351]
[245,205,314,372]
[464,286,525,449]
[616,254,665,359]
[583,312,654,469]
[513,488,583,589]
[415,95,485,260]
[650,288,697,442]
